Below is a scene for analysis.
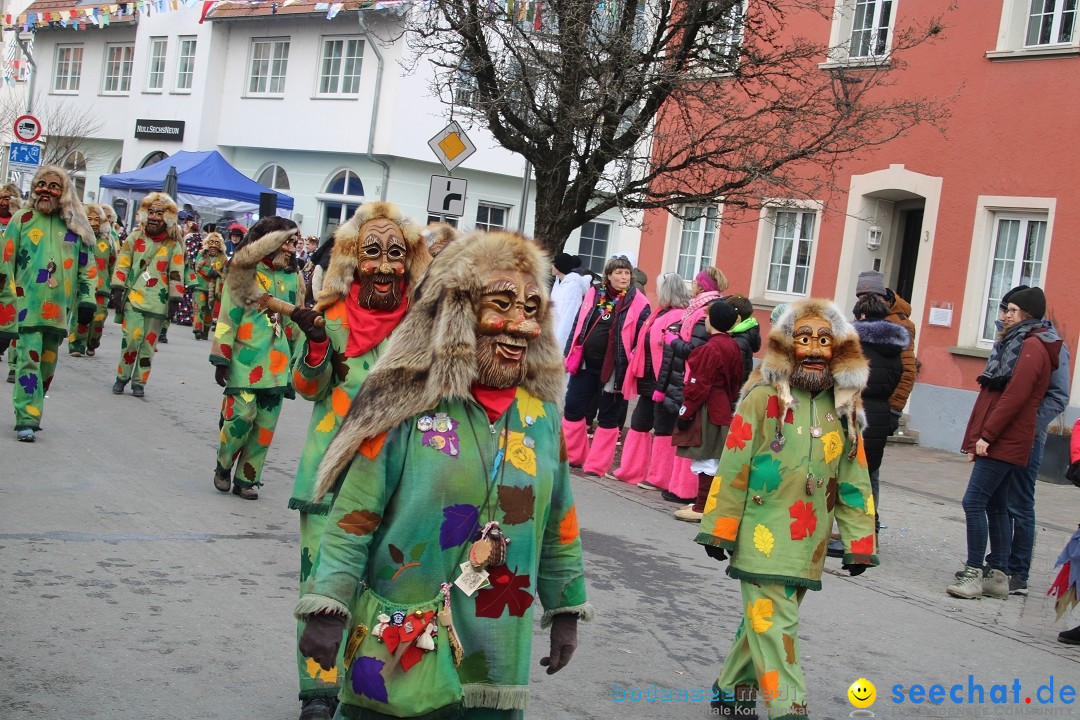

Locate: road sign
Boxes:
[427,175,468,217]
[14,114,42,143]
[8,141,42,173]
[427,121,476,172]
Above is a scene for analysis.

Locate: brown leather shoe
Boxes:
[213,471,231,493]
[232,484,259,500]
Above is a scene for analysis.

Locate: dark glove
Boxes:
[539,613,578,675]
[167,298,181,319]
[206,269,220,280]
[888,409,903,435]
[842,564,867,577]
[1066,461,1080,489]
[110,287,124,311]
[0,338,9,358]
[676,413,692,431]
[215,365,229,388]
[291,307,327,343]
[704,545,727,562]
[77,305,94,325]
[299,613,347,672]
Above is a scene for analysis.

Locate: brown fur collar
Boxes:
[314,230,564,501]
[314,202,431,312]
[227,229,296,310]
[742,298,869,443]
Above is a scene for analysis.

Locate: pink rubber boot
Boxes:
[642,434,676,491]
[667,455,698,501]
[612,429,652,484]
[562,418,590,467]
[583,426,621,477]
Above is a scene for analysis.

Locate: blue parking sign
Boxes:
[9,141,42,168]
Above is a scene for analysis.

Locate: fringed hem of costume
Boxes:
[209,354,230,368]
[463,684,530,710]
[294,593,351,622]
[725,566,822,592]
[843,552,879,567]
[7,325,67,338]
[289,497,333,515]
[299,687,342,702]
[340,701,465,720]
[540,602,595,629]
[694,533,736,551]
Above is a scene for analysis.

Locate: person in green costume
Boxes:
[694,298,878,719]
[1,183,24,384]
[0,166,95,442]
[68,203,118,358]
[286,202,431,720]
[192,231,227,340]
[297,229,591,720]
[209,217,303,500]
[108,192,193,398]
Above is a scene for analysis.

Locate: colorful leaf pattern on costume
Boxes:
[713,516,739,541]
[498,485,535,525]
[850,534,875,555]
[783,633,796,664]
[351,656,389,703]
[515,387,546,426]
[759,670,779,701]
[746,598,773,634]
[558,505,579,544]
[838,481,865,510]
[475,565,535,618]
[865,494,876,517]
[338,509,382,536]
[821,430,843,463]
[359,432,386,461]
[726,415,752,450]
[748,454,782,493]
[753,524,775,557]
[501,430,537,476]
[439,504,480,550]
[788,500,817,540]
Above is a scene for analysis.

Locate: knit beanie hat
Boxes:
[553,252,580,275]
[999,284,1029,311]
[708,298,739,333]
[855,270,887,298]
[1008,286,1046,319]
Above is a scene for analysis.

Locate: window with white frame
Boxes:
[676,206,718,279]
[578,220,611,275]
[426,215,459,228]
[475,203,509,231]
[824,0,895,64]
[147,38,167,91]
[765,209,817,296]
[176,37,197,91]
[318,37,364,96]
[990,0,1078,56]
[257,164,291,191]
[979,213,1047,341]
[249,38,290,95]
[54,45,83,93]
[102,44,134,93]
[701,0,745,69]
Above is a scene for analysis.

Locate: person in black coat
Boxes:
[724,294,761,384]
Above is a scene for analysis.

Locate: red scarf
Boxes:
[471,383,517,422]
[345,280,408,358]
[0,215,10,227]
[148,229,168,242]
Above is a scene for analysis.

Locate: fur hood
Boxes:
[30,165,93,246]
[314,230,564,501]
[227,228,296,311]
[741,298,869,447]
[137,192,182,244]
[202,232,226,253]
[853,318,910,353]
[314,202,431,312]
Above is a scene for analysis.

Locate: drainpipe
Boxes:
[358,12,390,201]
[17,35,36,114]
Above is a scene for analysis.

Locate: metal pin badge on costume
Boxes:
[417,416,434,432]
[522,436,535,449]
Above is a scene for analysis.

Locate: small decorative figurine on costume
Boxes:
[695,298,878,719]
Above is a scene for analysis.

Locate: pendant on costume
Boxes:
[469,522,509,571]
[601,312,611,320]
[46,260,58,289]
[805,472,816,496]
[810,426,823,438]
[422,413,460,457]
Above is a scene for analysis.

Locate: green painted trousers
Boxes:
[715,581,808,719]
[11,331,61,431]
[193,289,213,336]
[298,510,346,700]
[216,390,283,488]
[331,708,522,719]
[116,304,164,386]
[69,294,108,355]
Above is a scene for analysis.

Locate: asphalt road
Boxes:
[1,322,1078,719]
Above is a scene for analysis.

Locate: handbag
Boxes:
[338,585,465,719]
[565,317,599,375]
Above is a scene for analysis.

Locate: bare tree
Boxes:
[406,0,951,254]
[1,94,105,170]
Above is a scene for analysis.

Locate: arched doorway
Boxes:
[317,169,364,240]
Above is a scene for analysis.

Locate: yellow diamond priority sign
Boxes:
[428,121,476,172]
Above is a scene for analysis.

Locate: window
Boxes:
[578,220,611,275]
[426,215,459,228]
[475,203,509,231]
[990,0,1079,57]
[64,151,87,201]
[318,37,364,95]
[257,164,291,191]
[676,206,718,279]
[765,209,816,296]
[141,151,168,168]
[823,0,895,65]
[176,37,197,91]
[147,38,167,91]
[979,213,1047,341]
[701,1,745,69]
[319,170,365,239]
[1026,0,1077,46]
[54,45,83,92]
[249,39,290,95]
[103,44,134,93]
[454,64,480,109]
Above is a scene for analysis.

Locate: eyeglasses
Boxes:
[1003,306,1022,316]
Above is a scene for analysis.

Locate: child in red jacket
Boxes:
[672,300,744,521]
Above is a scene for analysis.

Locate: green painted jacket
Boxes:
[193,250,226,291]
[88,232,118,297]
[0,209,94,340]
[209,264,302,396]
[289,297,390,515]
[695,385,878,589]
[111,227,193,320]
[299,391,590,715]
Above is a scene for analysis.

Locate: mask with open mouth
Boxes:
[356,219,407,310]
[790,316,835,392]
[475,270,543,388]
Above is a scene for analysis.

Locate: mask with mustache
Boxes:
[32,173,64,215]
[790,317,835,393]
[356,219,407,310]
[475,271,543,388]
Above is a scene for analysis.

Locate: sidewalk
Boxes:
[573,441,1080,656]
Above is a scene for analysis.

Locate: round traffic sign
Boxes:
[14,114,42,143]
